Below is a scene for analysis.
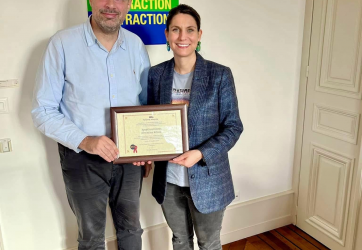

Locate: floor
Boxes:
[222,224,330,250]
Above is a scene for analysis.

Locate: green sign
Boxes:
[87,0,179,45]
[87,0,177,12]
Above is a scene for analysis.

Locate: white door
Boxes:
[297,0,362,249]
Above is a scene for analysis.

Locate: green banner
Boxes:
[130,0,177,11]
[86,0,179,45]
[87,1,92,12]
[87,0,177,12]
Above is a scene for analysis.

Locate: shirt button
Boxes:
[110,74,114,77]
[112,95,115,99]
[191,174,195,179]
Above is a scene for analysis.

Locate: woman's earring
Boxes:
[166,41,170,51]
[196,41,201,52]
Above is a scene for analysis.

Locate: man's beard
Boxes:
[94,9,123,34]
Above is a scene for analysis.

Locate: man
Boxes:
[31,0,151,249]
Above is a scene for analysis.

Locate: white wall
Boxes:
[0,0,305,249]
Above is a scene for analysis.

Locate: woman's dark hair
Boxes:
[166,4,201,31]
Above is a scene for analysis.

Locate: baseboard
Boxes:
[104,190,294,250]
[220,214,292,244]
[220,190,294,245]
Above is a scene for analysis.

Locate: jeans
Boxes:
[162,183,225,250]
[58,143,144,250]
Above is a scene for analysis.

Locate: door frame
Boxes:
[352,149,362,250]
[292,0,362,249]
[0,224,4,250]
[292,0,314,226]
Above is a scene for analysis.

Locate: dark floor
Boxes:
[222,224,330,250]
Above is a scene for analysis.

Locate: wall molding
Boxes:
[92,190,294,250]
[220,215,292,245]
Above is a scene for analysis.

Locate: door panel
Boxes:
[312,105,360,144]
[305,144,354,245]
[316,0,362,98]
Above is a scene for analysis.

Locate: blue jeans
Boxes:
[162,183,225,250]
[58,143,143,250]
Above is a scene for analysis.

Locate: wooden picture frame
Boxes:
[110,104,189,163]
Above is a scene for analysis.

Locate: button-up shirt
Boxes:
[32,17,150,152]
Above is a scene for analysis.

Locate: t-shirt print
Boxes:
[171,88,191,106]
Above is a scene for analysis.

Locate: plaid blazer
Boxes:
[148,52,243,214]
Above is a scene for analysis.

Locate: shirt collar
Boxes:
[84,15,126,50]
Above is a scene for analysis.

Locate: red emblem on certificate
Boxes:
[130,144,138,153]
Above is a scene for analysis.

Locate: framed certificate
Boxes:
[110,104,189,163]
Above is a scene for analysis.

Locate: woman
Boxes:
[148,4,243,250]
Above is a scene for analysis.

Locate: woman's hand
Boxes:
[169,150,203,168]
[132,161,152,166]
[132,161,153,178]
[143,162,153,178]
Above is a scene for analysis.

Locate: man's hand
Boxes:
[79,136,119,162]
[143,162,153,178]
[169,150,203,168]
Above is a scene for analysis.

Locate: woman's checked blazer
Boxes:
[148,52,243,214]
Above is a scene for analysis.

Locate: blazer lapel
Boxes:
[160,58,174,104]
[188,53,209,129]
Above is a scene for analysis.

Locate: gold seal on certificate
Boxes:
[110,104,189,163]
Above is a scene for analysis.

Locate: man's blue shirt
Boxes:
[32,17,151,152]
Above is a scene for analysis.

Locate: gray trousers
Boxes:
[162,183,225,250]
[58,143,144,250]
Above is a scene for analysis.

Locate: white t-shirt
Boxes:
[167,69,194,187]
